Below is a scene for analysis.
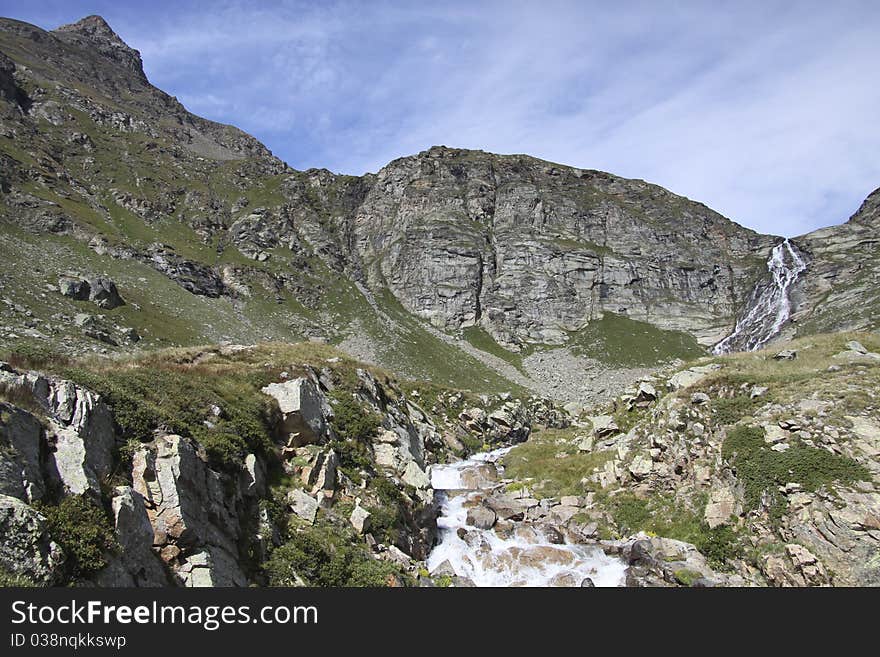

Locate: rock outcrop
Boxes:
[0,494,65,584]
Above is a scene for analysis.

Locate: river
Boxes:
[426,447,626,587]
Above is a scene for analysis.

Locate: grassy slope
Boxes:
[567,312,706,366]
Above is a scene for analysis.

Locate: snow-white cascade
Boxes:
[426,448,626,587]
[713,239,807,355]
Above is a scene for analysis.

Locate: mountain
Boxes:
[0,14,878,590]
[790,187,880,337]
[0,14,875,405]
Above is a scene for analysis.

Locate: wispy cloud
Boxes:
[4,0,880,236]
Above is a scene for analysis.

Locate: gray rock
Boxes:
[287,488,319,524]
[430,559,456,577]
[262,378,329,446]
[0,404,45,502]
[349,504,371,534]
[95,486,167,586]
[402,461,430,490]
[0,494,65,584]
[88,277,124,309]
[589,415,619,437]
[131,435,247,585]
[58,276,90,300]
[690,392,710,405]
[466,505,497,529]
[703,486,741,529]
[773,349,797,360]
[846,340,868,354]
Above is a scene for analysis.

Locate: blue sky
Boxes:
[2,1,879,237]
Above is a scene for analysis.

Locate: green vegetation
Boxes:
[328,392,382,483]
[709,389,770,426]
[63,363,274,471]
[461,326,526,372]
[567,312,705,367]
[603,492,743,569]
[673,569,703,586]
[40,496,118,581]
[502,428,613,497]
[366,476,409,546]
[373,289,526,395]
[263,520,406,587]
[722,425,870,519]
[0,566,39,587]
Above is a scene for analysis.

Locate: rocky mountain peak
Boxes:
[55,15,118,39]
[848,186,880,226]
[52,15,146,81]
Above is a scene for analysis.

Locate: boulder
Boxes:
[131,435,246,585]
[548,504,580,524]
[577,435,594,452]
[763,424,788,445]
[402,460,430,490]
[302,449,337,494]
[589,415,619,437]
[773,349,797,360]
[667,364,720,391]
[287,488,319,524]
[703,486,741,528]
[262,378,329,445]
[459,462,499,489]
[350,504,371,534]
[88,277,124,309]
[429,559,456,577]
[845,340,868,354]
[690,392,710,405]
[466,505,496,529]
[58,276,90,300]
[636,382,657,402]
[0,494,65,584]
[177,547,247,587]
[0,371,116,496]
[628,454,653,479]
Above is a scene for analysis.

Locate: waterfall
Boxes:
[713,239,807,355]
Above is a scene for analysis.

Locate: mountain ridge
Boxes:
[0,13,876,404]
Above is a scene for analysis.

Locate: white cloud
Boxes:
[7,0,880,235]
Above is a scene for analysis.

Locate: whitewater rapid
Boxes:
[426,448,627,587]
[713,238,807,354]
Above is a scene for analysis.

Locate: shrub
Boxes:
[711,395,756,426]
[331,394,381,443]
[263,521,405,587]
[722,425,870,518]
[63,366,275,471]
[40,495,118,581]
[0,565,38,587]
[329,393,381,481]
[605,493,743,569]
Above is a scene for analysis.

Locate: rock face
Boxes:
[0,494,65,584]
[131,435,250,587]
[95,486,168,586]
[0,404,45,502]
[0,365,116,496]
[792,187,880,337]
[349,147,773,348]
[262,377,330,446]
